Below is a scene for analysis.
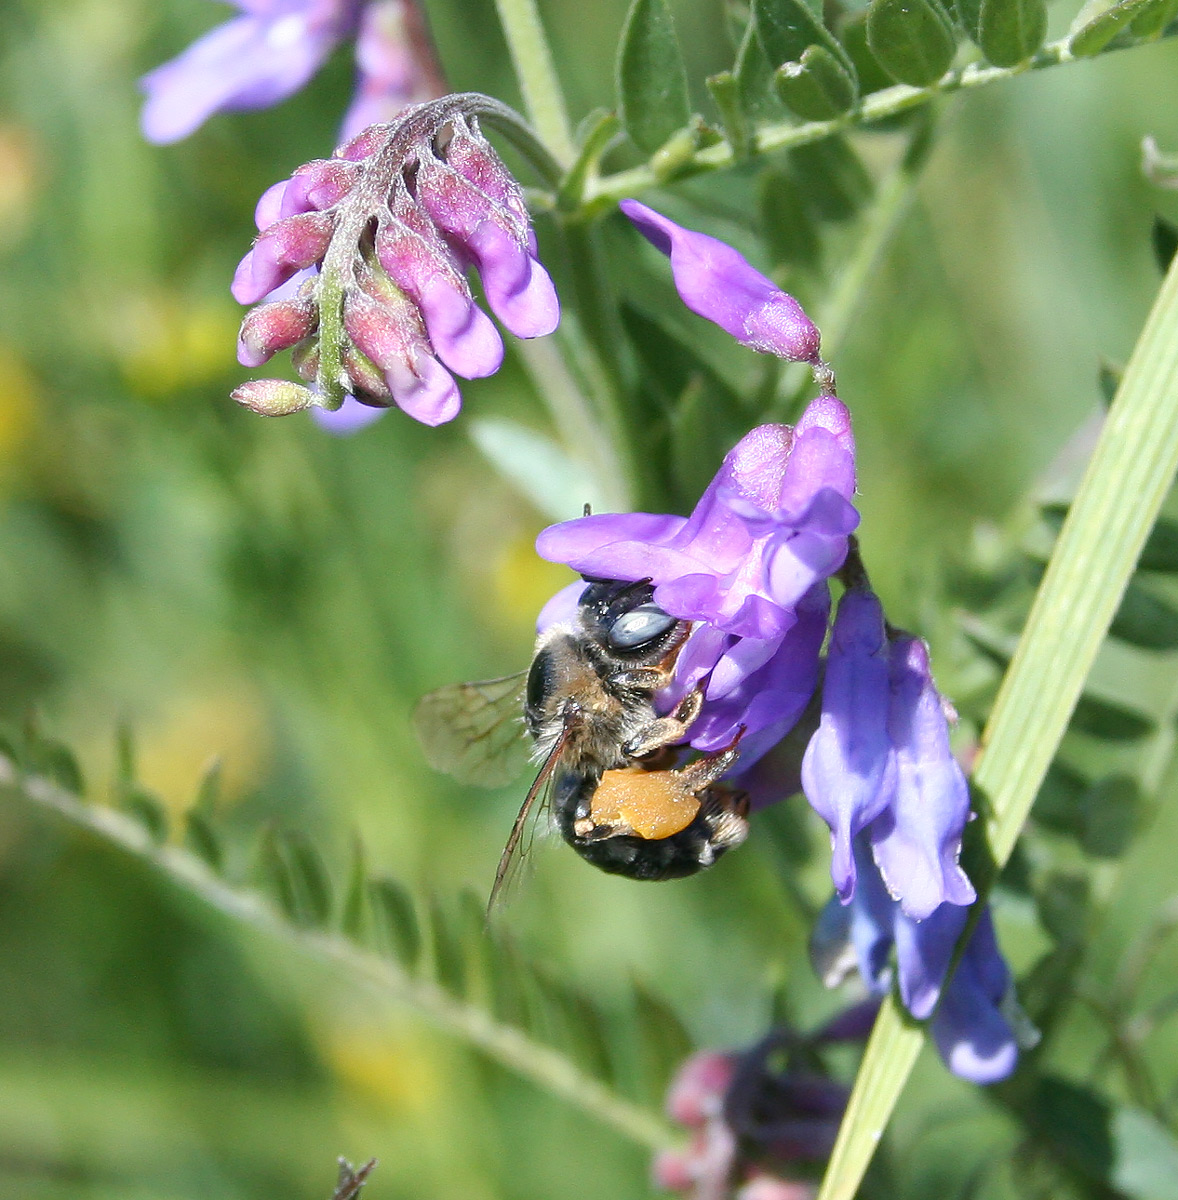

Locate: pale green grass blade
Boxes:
[816,248,1178,1200]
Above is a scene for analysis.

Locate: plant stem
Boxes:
[815,242,1178,1200]
[492,0,576,168]
[581,31,1178,215]
[0,758,678,1154]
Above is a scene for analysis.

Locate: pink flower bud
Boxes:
[232,379,315,416]
[336,125,388,161]
[232,211,335,304]
[285,158,362,215]
[236,297,318,367]
[665,1051,737,1126]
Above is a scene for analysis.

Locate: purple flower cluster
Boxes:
[537,204,1020,1084]
[230,97,559,426]
[140,0,442,147]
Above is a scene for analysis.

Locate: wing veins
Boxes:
[486,716,577,918]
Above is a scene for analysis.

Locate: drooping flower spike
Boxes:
[535,203,1019,1084]
[140,0,363,145]
[230,94,560,426]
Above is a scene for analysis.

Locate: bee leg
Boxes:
[677,728,745,790]
[622,687,705,759]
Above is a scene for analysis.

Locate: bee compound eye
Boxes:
[607,603,677,650]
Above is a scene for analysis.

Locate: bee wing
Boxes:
[486,719,576,916]
[413,672,531,787]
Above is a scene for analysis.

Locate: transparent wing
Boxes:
[413,672,531,788]
[487,720,575,916]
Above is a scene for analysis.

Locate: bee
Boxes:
[415,577,750,909]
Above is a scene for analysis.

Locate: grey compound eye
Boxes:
[608,603,677,650]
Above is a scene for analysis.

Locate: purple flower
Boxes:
[801,588,895,903]
[340,0,446,141]
[813,839,1019,1084]
[231,97,559,426]
[621,200,823,365]
[801,590,975,920]
[537,403,857,642]
[140,0,361,145]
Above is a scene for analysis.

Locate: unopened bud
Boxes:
[237,298,318,367]
[232,379,316,416]
[288,158,362,213]
[233,211,335,304]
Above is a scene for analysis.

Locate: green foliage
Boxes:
[866,0,957,87]
[616,0,692,154]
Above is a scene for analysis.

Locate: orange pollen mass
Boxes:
[588,767,701,840]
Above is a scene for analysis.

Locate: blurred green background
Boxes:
[1,0,1178,1197]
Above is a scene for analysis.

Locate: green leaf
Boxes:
[630,982,693,1105]
[1035,871,1091,943]
[753,0,855,77]
[1070,0,1172,54]
[774,45,859,119]
[866,0,957,86]
[1139,514,1178,570]
[369,876,421,968]
[185,811,223,871]
[1042,500,1178,570]
[1109,578,1178,648]
[341,836,368,940]
[758,168,822,269]
[706,71,750,159]
[975,0,1047,65]
[1154,215,1178,276]
[1100,359,1124,406]
[954,0,983,41]
[122,786,169,843]
[428,897,467,997]
[557,110,620,211]
[616,0,692,155]
[192,757,221,816]
[30,738,85,796]
[259,830,333,927]
[789,136,874,222]
[1114,1107,1178,1200]
[735,11,786,120]
[1080,775,1140,857]
[115,722,136,789]
[469,418,599,522]
[838,11,900,95]
[1130,0,1178,37]
[1071,693,1153,740]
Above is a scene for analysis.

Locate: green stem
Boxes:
[0,758,677,1154]
[816,238,1178,1200]
[580,31,1178,215]
[492,0,576,168]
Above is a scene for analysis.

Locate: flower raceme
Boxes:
[536,207,1020,1083]
[229,95,559,426]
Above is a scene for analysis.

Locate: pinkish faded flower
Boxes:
[232,95,559,426]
